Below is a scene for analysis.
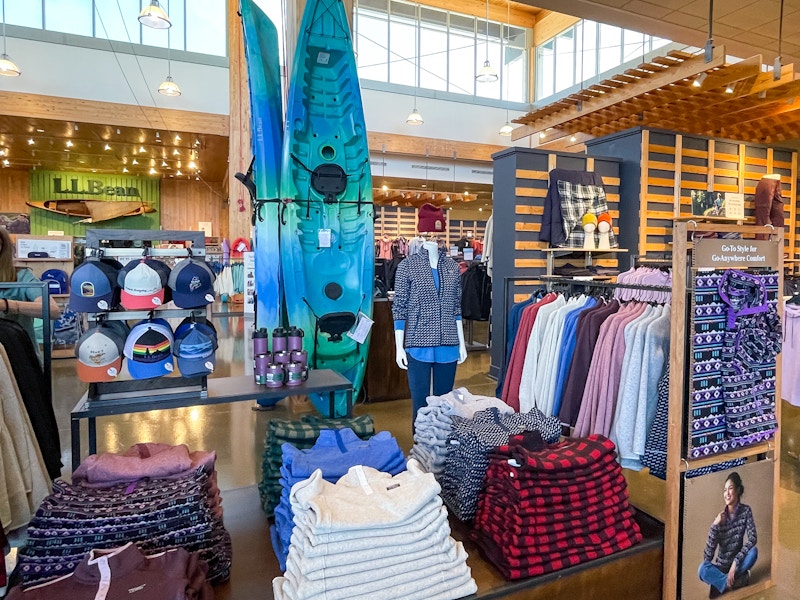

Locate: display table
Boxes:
[70,370,353,471]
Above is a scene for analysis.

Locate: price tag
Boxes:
[318,229,332,248]
[346,311,374,344]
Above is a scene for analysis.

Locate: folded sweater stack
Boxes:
[271,428,406,570]
[273,460,477,600]
[14,443,231,588]
[439,406,561,522]
[472,432,642,580]
[260,414,375,515]
[7,543,212,600]
[410,387,513,474]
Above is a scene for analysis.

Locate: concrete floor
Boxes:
[33,314,800,599]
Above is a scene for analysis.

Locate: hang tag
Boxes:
[346,311,374,344]
[318,229,332,248]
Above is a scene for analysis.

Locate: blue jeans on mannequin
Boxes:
[698,546,758,593]
[407,356,457,425]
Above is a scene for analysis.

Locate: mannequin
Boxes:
[754,174,784,240]
[393,230,467,426]
[597,212,612,251]
[581,213,597,250]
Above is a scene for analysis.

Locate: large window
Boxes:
[536,20,671,101]
[6,0,227,58]
[356,0,528,102]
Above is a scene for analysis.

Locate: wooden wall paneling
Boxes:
[792,153,798,258]
[228,0,252,244]
[0,170,30,215]
[159,179,229,241]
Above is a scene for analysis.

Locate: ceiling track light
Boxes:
[692,72,708,88]
[139,0,171,29]
[725,83,734,94]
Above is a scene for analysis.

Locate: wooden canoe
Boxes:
[26,200,155,223]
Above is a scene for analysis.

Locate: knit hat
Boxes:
[74,321,129,382]
[168,258,216,308]
[123,318,174,379]
[69,260,120,312]
[118,258,171,310]
[417,203,446,233]
[231,237,251,257]
[581,212,598,227]
[597,212,612,226]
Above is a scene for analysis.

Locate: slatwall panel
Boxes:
[449,219,487,242]
[613,129,799,259]
[373,207,487,247]
[489,148,622,380]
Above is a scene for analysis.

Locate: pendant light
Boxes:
[774,0,785,80]
[158,27,181,96]
[0,0,20,77]
[406,4,423,125]
[703,0,714,62]
[498,0,512,136]
[139,0,171,29]
[476,0,497,83]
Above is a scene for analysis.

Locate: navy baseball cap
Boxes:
[41,269,69,294]
[123,318,174,379]
[168,258,216,308]
[69,260,120,312]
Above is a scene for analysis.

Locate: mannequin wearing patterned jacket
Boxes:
[393,241,467,424]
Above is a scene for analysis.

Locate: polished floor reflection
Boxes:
[43,315,800,599]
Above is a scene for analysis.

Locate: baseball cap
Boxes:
[41,269,69,294]
[168,258,216,308]
[174,323,218,376]
[123,318,174,379]
[69,260,120,312]
[175,317,218,343]
[417,203,445,233]
[118,258,171,310]
[75,321,129,382]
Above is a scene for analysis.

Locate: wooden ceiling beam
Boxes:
[0,90,228,137]
[367,132,503,162]
[512,47,729,140]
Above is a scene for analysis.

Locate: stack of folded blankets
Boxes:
[271,428,406,570]
[440,406,561,521]
[6,543,213,599]
[273,460,477,600]
[14,443,231,588]
[472,432,642,580]
[410,387,514,475]
[260,414,374,515]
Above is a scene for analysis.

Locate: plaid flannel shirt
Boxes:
[556,181,618,249]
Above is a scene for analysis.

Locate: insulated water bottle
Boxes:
[253,328,269,355]
[272,327,288,352]
[287,327,304,351]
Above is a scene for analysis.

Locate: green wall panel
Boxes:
[28,171,160,236]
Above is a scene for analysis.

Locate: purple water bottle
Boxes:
[253,328,269,356]
[285,361,308,386]
[287,327,304,352]
[254,354,270,385]
[272,327,288,353]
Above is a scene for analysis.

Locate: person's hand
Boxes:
[726,562,737,588]
[394,330,408,370]
[713,511,725,526]
[455,319,467,364]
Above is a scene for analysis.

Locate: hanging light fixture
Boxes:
[158,27,181,96]
[139,0,171,29]
[704,0,714,63]
[774,0,785,80]
[498,0,512,137]
[406,4,423,125]
[476,0,497,83]
[0,0,20,77]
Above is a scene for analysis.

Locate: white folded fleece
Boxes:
[290,460,440,533]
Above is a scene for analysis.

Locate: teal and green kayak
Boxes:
[280,0,374,417]
[239,0,283,335]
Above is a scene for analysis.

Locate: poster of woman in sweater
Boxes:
[682,460,772,599]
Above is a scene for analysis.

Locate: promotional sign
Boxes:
[693,239,779,269]
[681,460,773,600]
[243,251,255,314]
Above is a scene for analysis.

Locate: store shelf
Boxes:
[681,442,774,472]
[541,247,628,254]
